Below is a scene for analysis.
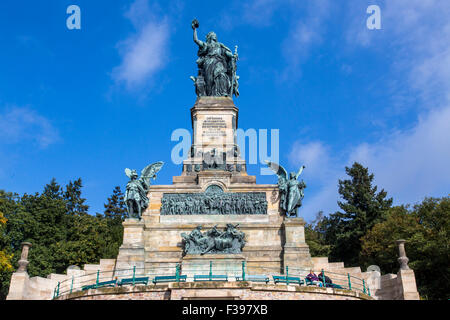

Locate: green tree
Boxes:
[53,213,110,268]
[43,178,63,200]
[305,211,331,257]
[0,212,13,273]
[16,191,68,276]
[0,191,15,273]
[103,186,127,221]
[0,190,23,298]
[98,186,127,258]
[64,178,89,216]
[360,205,420,272]
[361,197,450,300]
[324,162,392,266]
[0,179,124,300]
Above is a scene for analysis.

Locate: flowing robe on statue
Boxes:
[197,42,232,96]
[287,179,302,214]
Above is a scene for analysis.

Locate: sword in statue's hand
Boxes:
[230,45,238,97]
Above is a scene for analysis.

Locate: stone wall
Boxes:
[6,259,116,300]
[373,269,420,300]
[56,281,372,301]
[7,251,420,300]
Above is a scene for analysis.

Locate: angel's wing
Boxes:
[141,161,164,180]
[295,165,306,180]
[264,160,288,181]
[125,168,133,179]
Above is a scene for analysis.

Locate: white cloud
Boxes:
[289,102,450,220]
[350,105,450,204]
[254,1,450,219]
[241,0,280,27]
[300,182,340,221]
[289,141,342,220]
[0,106,60,148]
[219,0,332,79]
[289,141,333,183]
[290,1,450,215]
[346,1,450,203]
[280,0,332,79]
[346,1,450,106]
[112,0,170,90]
[218,0,280,30]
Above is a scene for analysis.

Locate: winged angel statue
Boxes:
[265,161,306,217]
[124,162,164,219]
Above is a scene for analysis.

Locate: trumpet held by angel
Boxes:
[124,161,164,219]
[265,161,306,218]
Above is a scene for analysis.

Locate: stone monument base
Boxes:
[181,254,245,281]
[283,218,313,269]
[114,218,145,278]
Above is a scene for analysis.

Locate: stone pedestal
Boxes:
[7,241,33,300]
[397,269,420,300]
[282,218,312,269]
[396,239,410,270]
[181,97,247,176]
[394,239,419,300]
[191,96,238,153]
[181,254,245,281]
[6,271,29,300]
[17,242,32,273]
[115,218,145,277]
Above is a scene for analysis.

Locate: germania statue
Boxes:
[265,161,306,218]
[124,161,164,219]
[190,18,239,98]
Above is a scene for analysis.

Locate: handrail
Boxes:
[52,263,371,299]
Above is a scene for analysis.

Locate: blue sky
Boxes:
[0,0,449,221]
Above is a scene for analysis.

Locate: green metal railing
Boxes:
[52,262,372,299]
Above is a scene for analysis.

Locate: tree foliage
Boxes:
[323,162,392,266]
[305,162,448,299]
[64,178,89,216]
[101,186,127,259]
[0,191,21,298]
[305,211,331,257]
[361,197,450,300]
[0,210,13,273]
[0,180,126,299]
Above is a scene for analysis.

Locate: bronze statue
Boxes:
[265,161,306,217]
[124,161,164,219]
[191,19,239,97]
[181,224,246,255]
[160,192,267,215]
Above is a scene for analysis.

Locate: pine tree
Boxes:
[103,186,127,221]
[305,211,331,257]
[43,178,63,200]
[64,178,89,215]
[98,186,127,258]
[325,162,393,266]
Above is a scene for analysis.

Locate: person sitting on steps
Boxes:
[318,271,333,287]
[306,270,322,287]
